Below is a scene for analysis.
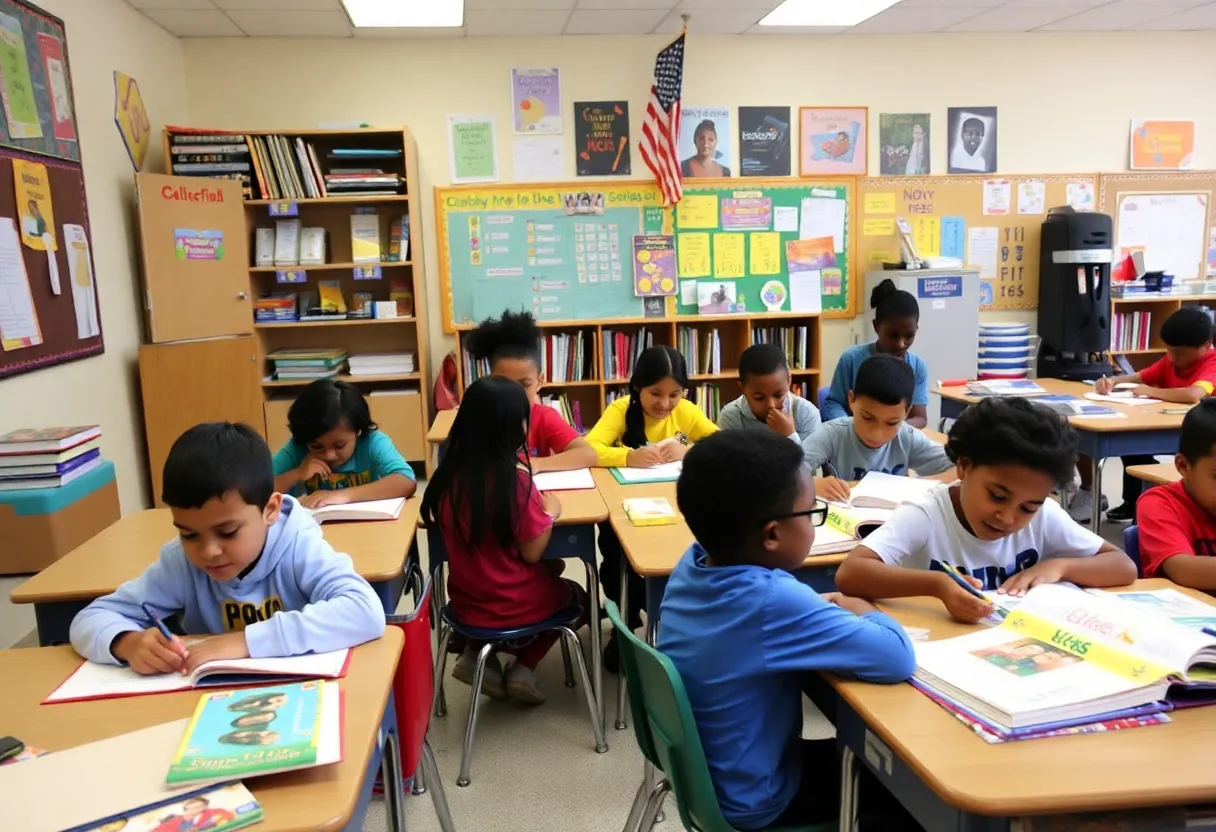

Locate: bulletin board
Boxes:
[0,1,79,162]
[855,174,1099,311]
[1098,173,1216,283]
[436,181,667,332]
[672,178,855,319]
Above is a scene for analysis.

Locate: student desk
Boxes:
[1127,462,1180,486]
[828,579,1216,832]
[936,379,1184,531]
[427,409,456,464]
[10,501,422,646]
[0,630,406,832]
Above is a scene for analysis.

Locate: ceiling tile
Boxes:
[352,25,466,36]
[466,0,575,8]
[676,0,779,8]
[127,0,215,8]
[467,9,570,35]
[1041,0,1206,29]
[577,0,676,7]
[654,7,762,32]
[213,0,339,10]
[1136,2,1216,28]
[744,23,847,33]
[895,0,1007,6]
[225,9,352,34]
[563,8,668,33]
[848,5,985,33]
[947,5,1080,30]
[1000,0,1106,6]
[140,8,245,35]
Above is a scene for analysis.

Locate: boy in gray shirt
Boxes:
[718,344,820,442]
[803,354,952,502]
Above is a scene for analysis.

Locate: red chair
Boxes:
[383,577,456,831]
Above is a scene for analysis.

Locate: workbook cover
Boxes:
[167,680,340,787]
[81,783,263,832]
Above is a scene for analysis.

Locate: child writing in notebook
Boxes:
[802,353,953,503]
[465,309,597,471]
[69,422,385,675]
[420,376,586,703]
[823,279,930,428]
[585,345,718,669]
[272,378,416,508]
[716,343,820,442]
[836,397,1136,623]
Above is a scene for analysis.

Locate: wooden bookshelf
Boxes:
[454,314,822,431]
[1109,295,1216,371]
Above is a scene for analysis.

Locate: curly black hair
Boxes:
[465,308,541,368]
[946,397,1077,487]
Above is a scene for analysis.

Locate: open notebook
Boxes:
[45,648,350,703]
[610,461,682,484]
[307,496,405,523]
[826,471,941,510]
[533,467,595,492]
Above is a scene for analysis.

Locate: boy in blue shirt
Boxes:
[804,353,952,503]
[71,422,385,675]
[659,429,917,829]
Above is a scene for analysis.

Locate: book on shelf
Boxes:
[541,392,583,432]
[388,214,409,261]
[1111,310,1152,352]
[533,468,595,492]
[0,437,100,469]
[268,348,347,380]
[316,280,347,316]
[347,351,416,376]
[602,327,654,381]
[622,497,678,526]
[350,214,381,263]
[307,496,405,523]
[0,455,103,491]
[273,219,301,266]
[299,227,326,265]
[912,583,1216,733]
[389,279,414,317]
[693,384,721,421]
[753,325,810,370]
[254,292,299,323]
[678,326,721,375]
[45,648,351,703]
[168,681,342,788]
[0,425,100,453]
[541,331,588,383]
[254,227,275,266]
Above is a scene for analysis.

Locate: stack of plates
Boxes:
[978,323,1033,379]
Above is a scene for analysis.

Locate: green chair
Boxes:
[605,601,834,832]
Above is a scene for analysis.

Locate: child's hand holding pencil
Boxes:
[109,602,191,676]
[936,564,995,624]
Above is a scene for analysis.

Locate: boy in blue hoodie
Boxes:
[70,422,386,675]
[659,430,917,829]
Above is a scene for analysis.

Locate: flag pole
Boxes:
[681,13,690,33]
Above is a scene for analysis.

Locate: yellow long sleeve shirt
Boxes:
[586,396,719,468]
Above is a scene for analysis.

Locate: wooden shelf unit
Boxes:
[1110,295,1216,371]
[454,314,822,431]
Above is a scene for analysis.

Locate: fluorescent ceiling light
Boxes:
[341,0,464,28]
[759,0,900,27]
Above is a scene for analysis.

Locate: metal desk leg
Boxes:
[616,554,630,731]
[584,561,605,728]
[1091,455,1107,532]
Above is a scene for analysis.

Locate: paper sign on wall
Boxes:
[448,115,499,184]
[12,159,55,252]
[64,223,98,338]
[0,219,42,350]
[174,229,224,260]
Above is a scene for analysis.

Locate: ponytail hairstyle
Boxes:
[623,346,689,449]
[870,278,919,324]
[464,308,541,371]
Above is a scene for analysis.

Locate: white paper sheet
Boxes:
[789,268,823,313]
[63,223,98,338]
[680,279,698,305]
[1084,392,1162,406]
[1117,192,1208,281]
[533,467,595,491]
[982,179,1012,215]
[967,227,999,280]
[799,197,845,252]
[1067,182,1095,211]
[774,206,798,232]
[511,135,565,183]
[0,218,41,348]
[1016,181,1045,215]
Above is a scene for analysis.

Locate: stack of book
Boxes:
[167,128,253,199]
[540,331,588,383]
[678,326,721,376]
[541,393,585,432]
[692,384,721,420]
[752,325,811,370]
[0,426,102,491]
[254,292,299,324]
[347,352,415,377]
[268,348,347,381]
[247,134,327,200]
[602,327,655,381]
[324,149,404,197]
[1111,311,1152,352]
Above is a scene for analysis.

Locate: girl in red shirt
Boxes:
[421,376,588,704]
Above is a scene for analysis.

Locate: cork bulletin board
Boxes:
[856,174,1098,311]
[1099,173,1216,283]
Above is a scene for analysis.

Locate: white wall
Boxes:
[179,31,1216,382]
[0,0,190,511]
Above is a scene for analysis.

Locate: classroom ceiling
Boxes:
[125,0,1216,38]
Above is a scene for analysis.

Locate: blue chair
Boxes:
[1124,525,1144,578]
[816,386,830,414]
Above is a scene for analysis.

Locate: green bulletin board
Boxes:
[672,179,853,318]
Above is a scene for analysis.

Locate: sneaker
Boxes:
[1106,502,1136,523]
[603,632,620,675]
[452,650,506,700]
[1067,488,1096,523]
[505,662,547,705]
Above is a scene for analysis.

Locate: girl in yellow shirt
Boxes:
[586,346,718,671]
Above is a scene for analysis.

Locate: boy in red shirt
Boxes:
[1138,398,1216,586]
[1094,306,1216,523]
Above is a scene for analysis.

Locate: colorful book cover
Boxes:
[82,783,263,832]
[0,425,97,445]
[167,682,324,786]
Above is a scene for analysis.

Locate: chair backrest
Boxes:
[386,576,434,780]
[817,386,830,413]
[1124,525,1144,578]
[605,601,735,832]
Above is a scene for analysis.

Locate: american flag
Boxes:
[640,32,685,207]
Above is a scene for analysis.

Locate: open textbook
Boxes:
[610,461,682,484]
[824,471,939,510]
[914,584,1216,731]
[809,473,940,556]
[306,496,404,523]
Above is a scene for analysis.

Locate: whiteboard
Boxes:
[1115,192,1208,281]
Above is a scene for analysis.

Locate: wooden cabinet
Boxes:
[139,337,263,505]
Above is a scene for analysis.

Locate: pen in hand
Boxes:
[141,602,189,659]
[941,564,990,602]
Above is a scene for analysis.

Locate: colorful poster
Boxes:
[678,107,731,178]
[632,234,676,297]
[738,106,790,177]
[12,159,55,252]
[799,107,868,175]
[575,101,630,176]
[37,34,74,143]
[0,13,40,139]
[721,197,771,231]
[511,68,562,135]
[879,113,929,176]
[947,107,997,174]
[786,237,836,271]
[113,72,149,170]
[1130,119,1196,170]
[447,115,499,184]
[64,223,98,339]
[174,228,225,260]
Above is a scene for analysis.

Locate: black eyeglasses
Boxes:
[767,500,828,528]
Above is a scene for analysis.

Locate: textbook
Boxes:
[0,425,100,453]
[0,436,100,467]
[825,471,939,510]
[1030,395,1126,419]
[622,497,678,526]
[964,379,1047,397]
[0,455,103,490]
[167,680,342,787]
[913,584,1216,731]
[533,468,595,492]
[0,446,99,476]
[82,783,263,832]
[306,496,405,523]
[610,461,682,484]
[45,648,351,703]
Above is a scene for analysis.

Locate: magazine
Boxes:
[914,584,1216,730]
[81,783,263,832]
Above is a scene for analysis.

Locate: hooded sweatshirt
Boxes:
[70,495,386,665]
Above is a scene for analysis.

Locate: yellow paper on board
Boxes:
[864,192,896,214]
[912,217,941,258]
[677,233,711,278]
[869,250,893,263]
[713,233,745,278]
[749,232,781,275]
[676,195,718,229]
[12,159,56,252]
[863,218,896,237]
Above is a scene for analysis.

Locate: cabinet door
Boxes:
[135,173,252,343]
[139,336,264,505]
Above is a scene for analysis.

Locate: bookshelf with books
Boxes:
[1109,295,1216,371]
[454,313,821,431]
